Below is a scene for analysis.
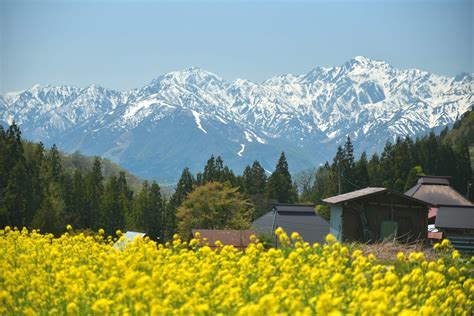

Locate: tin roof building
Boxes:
[252,204,330,246]
[323,188,431,243]
[405,176,474,253]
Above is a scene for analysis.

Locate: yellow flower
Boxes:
[275,227,284,236]
[66,224,73,231]
[291,232,300,240]
[325,234,336,243]
[66,302,78,314]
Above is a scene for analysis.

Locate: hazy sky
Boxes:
[1,0,472,93]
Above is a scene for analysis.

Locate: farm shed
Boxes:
[323,188,431,243]
[251,204,330,246]
[405,176,474,253]
[191,229,256,250]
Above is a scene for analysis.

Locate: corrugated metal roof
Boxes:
[435,206,474,229]
[273,204,316,213]
[405,181,472,206]
[252,210,329,244]
[322,187,388,204]
[191,230,256,248]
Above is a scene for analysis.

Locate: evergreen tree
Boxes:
[3,161,30,227]
[31,182,65,235]
[84,157,104,229]
[354,152,370,189]
[100,175,125,234]
[404,166,424,192]
[47,144,62,182]
[164,168,195,240]
[242,161,269,218]
[143,182,164,241]
[267,152,297,203]
[71,169,86,228]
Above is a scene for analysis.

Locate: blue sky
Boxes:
[1,0,472,93]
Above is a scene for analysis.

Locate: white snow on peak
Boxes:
[244,131,253,142]
[191,110,207,134]
[124,99,155,119]
[237,144,245,157]
[0,55,471,180]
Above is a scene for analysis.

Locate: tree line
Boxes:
[1,111,471,239]
[0,123,297,240]
[298,131,472,219]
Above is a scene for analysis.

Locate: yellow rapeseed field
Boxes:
[0,226,472,315]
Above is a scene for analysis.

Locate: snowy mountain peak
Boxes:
[1,57,472,182]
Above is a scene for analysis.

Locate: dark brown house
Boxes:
[323,188,431,243]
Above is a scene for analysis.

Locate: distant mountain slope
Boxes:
[1,57,472,183]
[22,142,144,192]
[442,108,474,169]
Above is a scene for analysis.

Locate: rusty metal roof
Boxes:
[191,229,256,248]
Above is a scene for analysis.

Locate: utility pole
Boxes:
[338,162,341,195]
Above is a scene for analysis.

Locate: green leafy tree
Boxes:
[177,182,253,238]
[404,165,424,192]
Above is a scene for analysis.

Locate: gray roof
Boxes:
[273,204,316,213]
[405,176,472,206]
[322,187,387,204]
[323,187,432,206]
[435,206,474,229]
[252,209,329,244]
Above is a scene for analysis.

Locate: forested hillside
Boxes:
[1,109,472,239]
[0,123,297,240]
[298,109,473,212]
[441,109,474,168]
[22,142,144,193]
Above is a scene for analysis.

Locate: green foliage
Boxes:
[164,168,195,240]
[307,126,473,202]
[267,152,297,203]
[315,204,330,221]
[130,181,164,241]
[404,166,424,192]
[177,182,253,238]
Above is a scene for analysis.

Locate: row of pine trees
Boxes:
[1,118,471,240]
[299,133,472,206]
[0,123,297,240]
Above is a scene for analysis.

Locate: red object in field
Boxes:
[192,229,257,250]
[428,231,443,240]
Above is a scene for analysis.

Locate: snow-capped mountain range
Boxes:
[1,56,472,183]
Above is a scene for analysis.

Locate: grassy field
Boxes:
[1,227,472,315]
